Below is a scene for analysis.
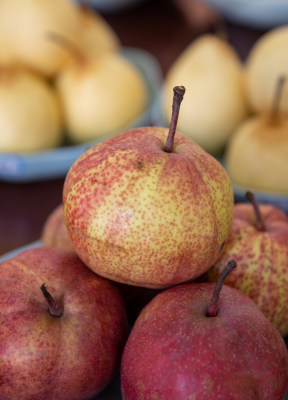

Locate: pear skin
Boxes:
[246,25,288,114]
[0,67,63,152]
[0,0,83,77]
[225,113,288,194]
[41,204,74,251]
[63,127,234,288]
[56,52,149,143]
[0,247,128,399]
[163,35,250,155]
[77,6,120,56]
[207,201,288,336]
[121,280,288,399]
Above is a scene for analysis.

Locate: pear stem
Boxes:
[164,86,185,153]
[78,0,92,12]
[213,16,228,42]
[206,259,237,317]
[41,283,63,318]
[270,75,286,121]
[245,191,265,231]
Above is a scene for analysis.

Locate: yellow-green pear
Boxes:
[55,47,149,143]
[0,67,63,153]
[163,34,250,155]
[225,77,288,194]
[0,0,83,77]
[246,25,288,114]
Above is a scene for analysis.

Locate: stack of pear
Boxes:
[224,25,288,195]
[0,0,149,152]
[162,34,250,156]
[0,0,120,77]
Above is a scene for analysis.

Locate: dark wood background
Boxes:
[0,0,267,256]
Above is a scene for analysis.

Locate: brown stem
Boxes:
[78,0,92,12]
[245,191,265,231]
[41,283,63,318]
[164,86,185,153]
[46,31,86,64]
[212,15,228,42]
[270,75,286,121]
[206,259,237,317]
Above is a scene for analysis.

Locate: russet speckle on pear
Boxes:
[63,126,234,288]
[206,202,288,336]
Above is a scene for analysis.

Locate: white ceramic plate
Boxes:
[205,0,288,29]
[0,47,163,183]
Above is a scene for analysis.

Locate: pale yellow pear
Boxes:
[0,0,82,77]
[0,67,63,153]
[224,113,288,194]
[246,25,288,114]
[56,52,149,143]
[77,6,120,56]
[163,35,250,155]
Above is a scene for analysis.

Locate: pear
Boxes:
[63,87,234,288]
[206,191,288,336]
[246,25,288,114]
[77,3,121,56]
[225,76,288,194]
[0,0,82,77]
[0,67,63,153]
[121,260,288,399]
[41,204,74,252]
[163,34,250,155]
[53,34,149,143]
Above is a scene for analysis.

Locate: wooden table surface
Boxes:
[0,0,266,256]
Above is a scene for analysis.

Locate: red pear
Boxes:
[41,204,74,251]
[206,191,288,336]
[0,246,128,399]
[121,260,288,399]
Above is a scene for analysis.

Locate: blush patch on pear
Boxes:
[63,86,234,288]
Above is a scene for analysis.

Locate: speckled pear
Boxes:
[63,86,234,288]
[206,192,288,336]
